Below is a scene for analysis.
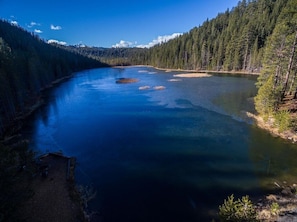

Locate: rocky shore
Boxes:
[256,182,297,221]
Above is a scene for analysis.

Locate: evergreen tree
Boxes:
[254,0,297,130]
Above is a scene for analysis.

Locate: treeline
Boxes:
[58,45,148,66]
[0,20,108,138]
[144,0,288,71]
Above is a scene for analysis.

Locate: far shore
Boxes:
[113,65,261,76]
[158,67,261,76]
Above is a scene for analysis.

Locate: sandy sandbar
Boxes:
[173,73,212,78]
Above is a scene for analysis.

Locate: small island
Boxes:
[154,86,166,90]
[115,78,139,84]
[173,73,212,78]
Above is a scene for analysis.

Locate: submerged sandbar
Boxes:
[116,78,139,84]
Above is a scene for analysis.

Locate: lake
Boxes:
[23,66,297,221]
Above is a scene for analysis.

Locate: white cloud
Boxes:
[50,24,62,30]
[47,39,67,45]
[10,20,18,26]
[112,40,135,48]
[28,21,40,28]
[34,29,43,33]
[137,33,182,48]
[111,33,182,48]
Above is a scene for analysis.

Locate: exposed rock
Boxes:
[256,183,297,222]
[281,187,294,197]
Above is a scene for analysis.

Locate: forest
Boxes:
[0,20,108,138]
[144,0,288,72]
[57,45,148,66]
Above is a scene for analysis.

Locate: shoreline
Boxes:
[155,66,261,75]
[246,112,297,143]
[1,74,75,141]
[114,65,261,75]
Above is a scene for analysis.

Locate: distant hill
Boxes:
[0,20,108,137]
[56,45,148,66]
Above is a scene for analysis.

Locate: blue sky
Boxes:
[0,0,239,48]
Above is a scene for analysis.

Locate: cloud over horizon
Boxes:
[112,40,136,48]
[47,39,67,45]
[50,24,62,30]
[112,33,182,48]
[137,33,182,48]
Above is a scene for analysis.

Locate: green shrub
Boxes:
[273,110,291,132]
[270,202,280,216]
[219,194,258,222]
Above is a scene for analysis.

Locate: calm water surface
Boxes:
[23,67,297,221]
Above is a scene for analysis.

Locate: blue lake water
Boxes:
[23,67,297,221]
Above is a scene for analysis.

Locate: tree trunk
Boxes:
[289,70,297,95]
[281,30,297,100]
[274,64,281,90]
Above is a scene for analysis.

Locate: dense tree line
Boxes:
[0,20,108,138]
[143,0,289,71]
[58,45,148,66]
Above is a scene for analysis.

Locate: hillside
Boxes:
[56,44,148,66]
[145,0,288,71]
[0,20,109,138]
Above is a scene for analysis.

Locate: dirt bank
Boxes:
[20,152,87,222]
